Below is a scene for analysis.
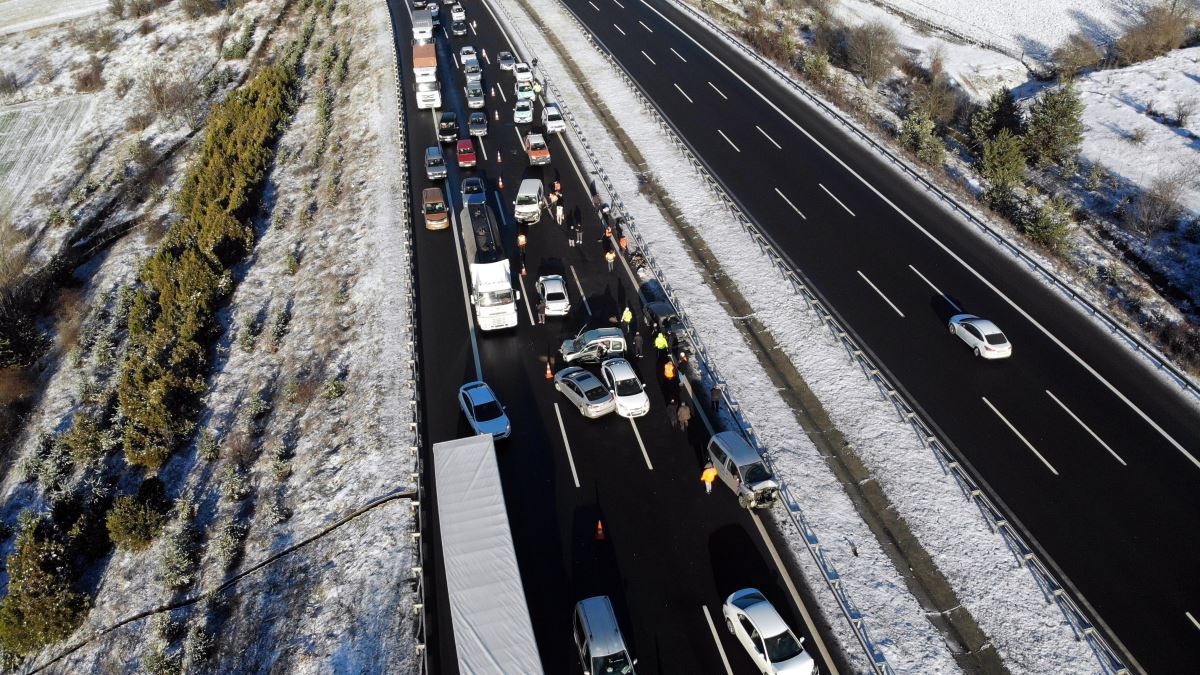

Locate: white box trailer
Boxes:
[433,436,544,674]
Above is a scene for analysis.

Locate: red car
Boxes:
[456,139,477,168]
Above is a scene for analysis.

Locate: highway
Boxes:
[551,0,1200,671]
[384,0,845,672]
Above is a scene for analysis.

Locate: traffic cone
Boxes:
[498,174,504,189]
[520,262,527,276]
[545,362,553,379]
[497,151,503,164]
[490,86,495,98]
[494,108,499,121]
[595,520,605,540]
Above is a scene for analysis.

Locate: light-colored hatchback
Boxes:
[573,596,637,675]
[948,313,1012,359]
[600,358,649,418]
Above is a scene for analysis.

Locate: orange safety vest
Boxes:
[618,236,628,251]
[663,361,675,379]
[604,226,613,238]
[701,467,718,483]
[517,233,527,248]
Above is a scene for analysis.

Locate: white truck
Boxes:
[411,8,434,41]
[412,41,437,84]
[415,80,441,109]
[433,436,544,674]
[462,202,519,330]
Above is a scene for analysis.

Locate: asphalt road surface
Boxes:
[553,0,1200,671]
[385,1,845,672]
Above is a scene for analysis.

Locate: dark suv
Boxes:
[437,111,458,144]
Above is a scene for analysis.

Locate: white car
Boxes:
[513,99,534,124]
[513,62,533,83]
[722,589,816,675]
[554,367,616,419]
[515,80,535,101]
[536,275,570,316]
[948,313,1012,359]
[600,358,649,418]
[427,2,439,18]
[542,103,566,133]
[458,381,511,439]
[450,3,465,21]
[459,45,477,64]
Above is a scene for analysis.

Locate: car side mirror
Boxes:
[516,290,522,301]
[469,296,476,305]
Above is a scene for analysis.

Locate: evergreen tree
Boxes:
[969,87,1025,151]
[899,110,945,166]
[980,128,1026,203]
[1026,85,1084,169]
[1023,195,1073,253]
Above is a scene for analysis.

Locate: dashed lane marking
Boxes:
[983,397,1060,475]
[774,187,806,220]
[858,270,904,318]
[819,182,855,217]
[553,403,582,488]
[1046,390,1127,466]
[701,606,734,675]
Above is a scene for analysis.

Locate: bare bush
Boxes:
[846,21,898,87]
[1053,31,1105,79]
[908,47,962,126]
[0,69,19,95]
[73,26,118,53]
[1125,168,1196,235]
[0,212,31,292]
[34,55,56,85]
[127,0,170,18]
[108,0,126,18]
[1173,98,1195,128]
[73,56,106,92]
[138,66,201,127]
[180,0,221,19]
[1116,3,1190,66]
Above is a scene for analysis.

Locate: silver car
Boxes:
[560,327,626,364]
[459,45,477,63]
[424,146,447,180]
[513,99,534,125]
[948,313,1012,359]
[497,50,516,70]
[468,111,488,137]
[554,367,616,419]
[464,61,483,84]
[465,83,485,109]
[461,176,486,205]
[722,589,815,675]
[536,275,570,316]
[458,381,511,439]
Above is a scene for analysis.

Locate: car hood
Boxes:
[475,414,510,437]
[747,478,779,493]
[773,651,816,675]
[615,391,648,411]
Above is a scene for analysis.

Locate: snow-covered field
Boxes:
[0,0,106,35]
[0,95,93,215]
[872,0,1136,59]
[496,0,1098,671]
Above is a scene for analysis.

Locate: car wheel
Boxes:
[948,323,956,335]
[973,347,981,357]
[725,618,735,635]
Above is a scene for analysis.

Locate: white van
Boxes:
[706,431,780,509]
[513,179,544,223]
[542,103,566,133]
[573,596,637,675]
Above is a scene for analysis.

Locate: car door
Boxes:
[565,380,585,411]
[963,323,984,349]
[459,391,475,429]
[737,615,769,670]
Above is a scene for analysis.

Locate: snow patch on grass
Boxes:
[0,0,108,36]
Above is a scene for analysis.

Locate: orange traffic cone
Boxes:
[490,86,495,98]
[520,262,527,277]
[498,174,504,189]
[494,108,499,121]
[497,151,503,164]
[545,362,553,379]
[595,520,605,540]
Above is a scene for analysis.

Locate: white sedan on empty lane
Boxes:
[948,313,1012,359]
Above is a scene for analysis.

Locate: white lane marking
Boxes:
[589,0,600,9]
[756,125,781,149]
[570,265,592,316]
[454,54,461,68]
[908,264,962,312]
[749,512,840,674]
[701,606,734,675]
[634,0,1199,471]
[674,82,693,103]
[983,397,1060,475]
[858,270,904,318]
[496,84,507,102]
[482,51,491,65]
[553,403,582,488]
[670,47,687,62]
[446,192,483,380]
[819,183,855,217]
[639,19,653,32]
[476,137,488,161]
[470,22,477,36]
[517,273,534,325]
[629,418,653,470]
[1046,390,1127,466]
[612,0,624,7]
[641,50,656,65]
[1187,611,1200,632]
[613,23,626,36]
[708,80,727,99]
[717,129,740,152]
[774,188,807,220]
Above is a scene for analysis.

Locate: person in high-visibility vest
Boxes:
[654,332,668,351]
[517,232,527,249]
[701,463,718,494]
[621,306,633,333]
[663,360,675,380]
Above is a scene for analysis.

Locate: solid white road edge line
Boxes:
[642,50,656,65]
[553,403,582,488]
[858,270,905,318]
[750,511,841,675]
[708,80,727,99]
[674,82,693,103]
[629,418,653,470]
[447,188,484,380]
[756,125,781,149]
[635,0,1198,469]
[982,397,1060,475]
[908,264,963,312]
[717,129,740,152]
[614,23,626,36]
[570,265,593,316]
[701,606,735,675]
[1046,390,1127,466]
[774,187,807,220]
[671,46,687,62]
[819,182,856,217]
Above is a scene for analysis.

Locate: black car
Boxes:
[437,111,458,144]
[642,300,692,355]
[450,20,468,36]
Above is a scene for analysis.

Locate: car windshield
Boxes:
[458,147,472,156]
[594,652,634,674]
[743,462,773,485]
[548,111,562,120]
[985,332,1008,345]
[517,101,530,109]
[427,156,443,166]
[517,195,538,205]
[472,400,502,422]
[479,289,514,307]
[764,629,804,664]
[425,202,445,214]
[583,383,608,402]
[530,140,545,150]
[464,181,482,194]
[614,377,641,396]
[518,82,532,91]
[546,291,565,301]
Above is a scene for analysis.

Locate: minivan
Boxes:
[573,596,636,675]
[706,431,780,509]
[422,187,449,230]
[424,146,447,180]
[560,327,626,364]
[513,178,544,223]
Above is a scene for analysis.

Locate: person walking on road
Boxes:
[654,331,668,352]
[702,463,718,494]
[556,203,565,226]
[666,399,679,429]
[537,299,546,325]
[633,330,644,358]
[621,306,633,334]
[710,383,724,415]
[567,220,576,247]
[677,401,692,432]
[605,250,616,272]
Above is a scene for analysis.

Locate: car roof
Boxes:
[538,273,564,284]
[969,319,1004,335]
[519,178,542,193]
[711,431,764,466]
[422,187,444,201]
[564,368,601,386]
[425,146,442,156]
[456,139,473,149]
[645,300,676,319]
[461,381,495,405]
[581,327,624,340]
[601,358,636,379]
[740,595,791,638]
[576,596,627,658]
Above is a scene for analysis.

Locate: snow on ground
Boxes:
[0,0,107,35]
[0,95,94,216]
[497,0,1099,670]
[870,0,1137,60]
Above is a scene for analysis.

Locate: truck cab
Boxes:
[411,8,434,41]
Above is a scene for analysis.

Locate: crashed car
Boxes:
[705,431,780,509]
[641,300,692,356]
[559,327,625,364]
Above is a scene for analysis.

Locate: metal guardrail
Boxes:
[672,0,1199,409]
[575,0,1132,671]
[380,8,431,674]
[483,0,893,671]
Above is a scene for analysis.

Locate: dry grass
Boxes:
[73,56,106,93]
[0,212,31,294]
[54,288,86,353]
[0,367,34,407]
[1116,3,1191,66]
